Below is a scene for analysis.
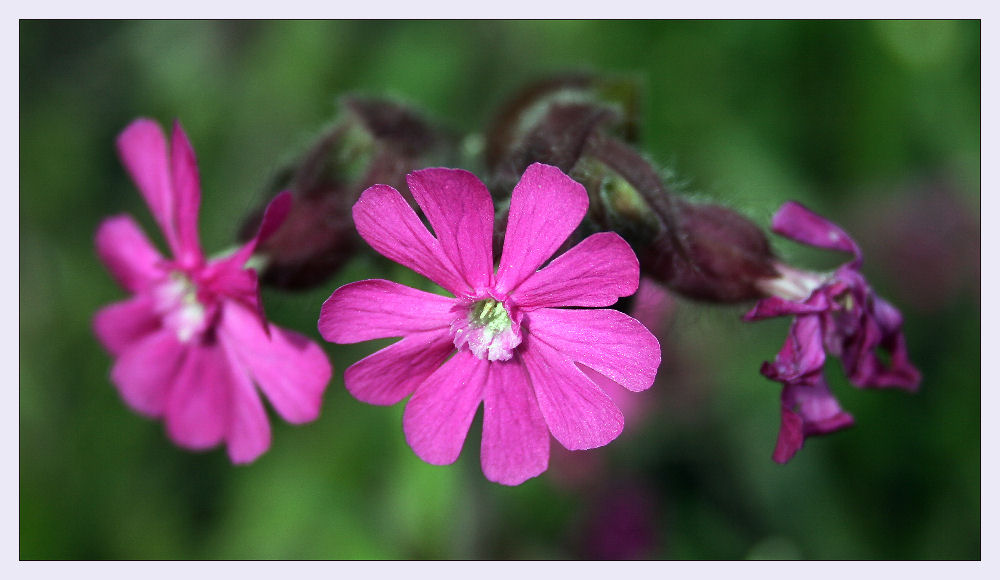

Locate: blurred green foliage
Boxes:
[20,20,980,560]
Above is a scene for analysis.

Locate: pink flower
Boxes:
[745,202,920,463]
[93,119,331,464]
[318,163,660,485]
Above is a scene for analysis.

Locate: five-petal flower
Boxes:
[318,163,660,485]
[93,119,332,464]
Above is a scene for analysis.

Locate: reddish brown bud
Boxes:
[485,74,642,191]
[641,201,777,302]
[240,96,455,290]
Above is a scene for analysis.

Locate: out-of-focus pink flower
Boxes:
[93,119,331,464]
[745,202,920,463]
[580,482,660,560]
[319,163,659,485]
[629,278,677,340]
[848,182,979,313]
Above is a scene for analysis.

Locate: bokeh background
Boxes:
[20,20,980,559]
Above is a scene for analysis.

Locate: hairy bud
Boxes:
[241,97,455,289]
[486,75,777,304]
[642,201,777,302]
[485,73,641,190]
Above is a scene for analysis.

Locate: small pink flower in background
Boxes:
[629,278,677,348]
[745,202,920,463]
[580,482,660,559]
[547,279,675,489]
[94,119,331,464]
[319,163,660,485]
[847,182,979,313]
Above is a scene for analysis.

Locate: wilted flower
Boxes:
[93,119,331,463]
[745,202,921,462]
[319,163,659,485]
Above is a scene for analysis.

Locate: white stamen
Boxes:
[154,272,207,343]
[450,298,522,361]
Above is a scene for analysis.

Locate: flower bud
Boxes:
[485,75,776,303]
[641,200,777,302]
[577,133,776,303]
[240,96,455,290]
[484,73,641,193]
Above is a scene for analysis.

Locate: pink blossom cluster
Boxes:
[94,117,919,478]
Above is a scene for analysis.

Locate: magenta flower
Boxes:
[745,202,921,462]
[318,163,660,485]
[93,119,331,464]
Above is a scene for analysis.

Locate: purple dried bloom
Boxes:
[745,202,921,462]
[762,315,856,463]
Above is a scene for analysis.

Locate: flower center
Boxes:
[833,290,856,311]
[450,298,522,362]
[154,272,207,343]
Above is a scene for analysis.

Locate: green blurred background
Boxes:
[20,20,980,559]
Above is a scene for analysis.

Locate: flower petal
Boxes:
[480,360,550,485]
[221,302,331,424]
[406,168,494,289]
[772,407,805,464]
[93,294,161,356]
[95,215,165,293]
[403,350,486,465]
[353,184,469,295]
[519,336,623,450]
[495,163,589,294]
[773,374,854,463]
[319,279,456,344]
[869,296,921,388]
[578,363,646,426]
[109,328,185,418]
[874,332,922,390]
[772,202,860,260]
[169,120,203,266]
[201,262,261,315]
[628,278,675,339]
[218,192,293,274]
[511,232,639,309]
[344,329,456,406]
[220,339,272,464]
[742,292,831,321]
[843,298,922,390]
[527,308,660,392]
[164,340,231,450]
[761,314,827,382]
[117,119,180,254]
[788,378,855,436]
